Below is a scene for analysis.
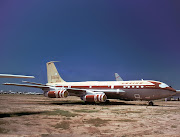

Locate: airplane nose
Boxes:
[166,86,176,92]
[170,91,176,96]
[167,87,177,96]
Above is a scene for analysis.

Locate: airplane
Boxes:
[0,74,34,79]
[115,73,123,81]
[3,61,176,106]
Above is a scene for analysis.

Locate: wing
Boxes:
[22,81,46,86]
[3,82,125,99]
[0,74,34,78]
[66,88,87,97]
[66,88,125,97]
[3,83,49,89]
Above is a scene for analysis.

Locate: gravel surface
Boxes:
[0,94,180,137]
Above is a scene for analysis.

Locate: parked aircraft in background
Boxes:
[0,74,34,79]
[166,90,180,101]
[115,73,123,81]
[3,61,176,106]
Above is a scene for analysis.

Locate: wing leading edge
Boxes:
[3,83,49,89]
[0,74,35,78]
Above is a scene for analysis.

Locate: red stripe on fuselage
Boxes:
[55,85,156,89]
[92,86,111,89]
[71,86,90,89]
[114,86,123,89]
[54,85,175,93]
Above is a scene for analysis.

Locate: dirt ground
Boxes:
[0,94,180,137]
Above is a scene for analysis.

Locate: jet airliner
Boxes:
[3,61,176,106]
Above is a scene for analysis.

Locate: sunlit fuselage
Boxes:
[47,80,176,101]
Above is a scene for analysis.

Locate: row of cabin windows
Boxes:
[123,86,144,88]
[67,85,145,88]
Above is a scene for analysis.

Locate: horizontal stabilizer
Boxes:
[22,81,46,86]
[3,83,49,89]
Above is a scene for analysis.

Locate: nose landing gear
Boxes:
[148,101,154,106]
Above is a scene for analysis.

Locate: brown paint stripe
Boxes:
[71,86,90,89]
[54,85,176,91]
[92,86,111,89]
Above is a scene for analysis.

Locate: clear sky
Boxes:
[0,0,180,92]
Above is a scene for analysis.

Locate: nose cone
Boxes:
[167,87,177,96]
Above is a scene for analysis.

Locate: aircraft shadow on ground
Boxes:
[37,100,165,106]
[49,101,148,106]
[0,111,43,118]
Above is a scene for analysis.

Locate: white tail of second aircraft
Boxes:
[46,61,66,83]
[115,73,123,81]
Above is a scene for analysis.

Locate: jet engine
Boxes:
[47,89,68,98]
[83,94,107,103]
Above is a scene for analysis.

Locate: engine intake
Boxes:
[83,94,107,103]
[48,89,68,98]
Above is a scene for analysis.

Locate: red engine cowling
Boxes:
[48,89,68,98]
[83,94,107,102]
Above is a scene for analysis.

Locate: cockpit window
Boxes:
[159,83,169,88]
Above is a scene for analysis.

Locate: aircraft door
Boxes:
[134,94,141,99]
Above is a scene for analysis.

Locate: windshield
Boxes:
[159,83,169,88]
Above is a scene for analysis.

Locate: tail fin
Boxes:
[46,61,66,83]
[115,73,123,81]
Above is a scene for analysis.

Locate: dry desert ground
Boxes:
[0,94,180,137]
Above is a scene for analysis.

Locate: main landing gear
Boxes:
[105,100,110,103]
[148,101,154,106]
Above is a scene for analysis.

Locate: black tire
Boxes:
[148,101,154,106]
[105,100,110,104]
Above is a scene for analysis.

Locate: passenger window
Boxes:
[136,86,139,88]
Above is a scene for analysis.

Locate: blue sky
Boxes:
[0,0,180,92]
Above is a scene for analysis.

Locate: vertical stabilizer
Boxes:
[46,61,66,83]
[115,73,123,81]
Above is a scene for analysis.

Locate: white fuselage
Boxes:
[46,80,176,101]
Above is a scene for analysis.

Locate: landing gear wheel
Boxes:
[83,101,88,105]
[105,100,110,104]
[148,101,154,106]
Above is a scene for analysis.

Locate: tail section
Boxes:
[46,61,66,83]
[115,73,123,81]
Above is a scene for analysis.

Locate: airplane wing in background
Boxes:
[3,83,49,89]
[0,74,34,78]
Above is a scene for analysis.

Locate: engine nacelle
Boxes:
[83,94,107,103]
[47,89,68,98]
